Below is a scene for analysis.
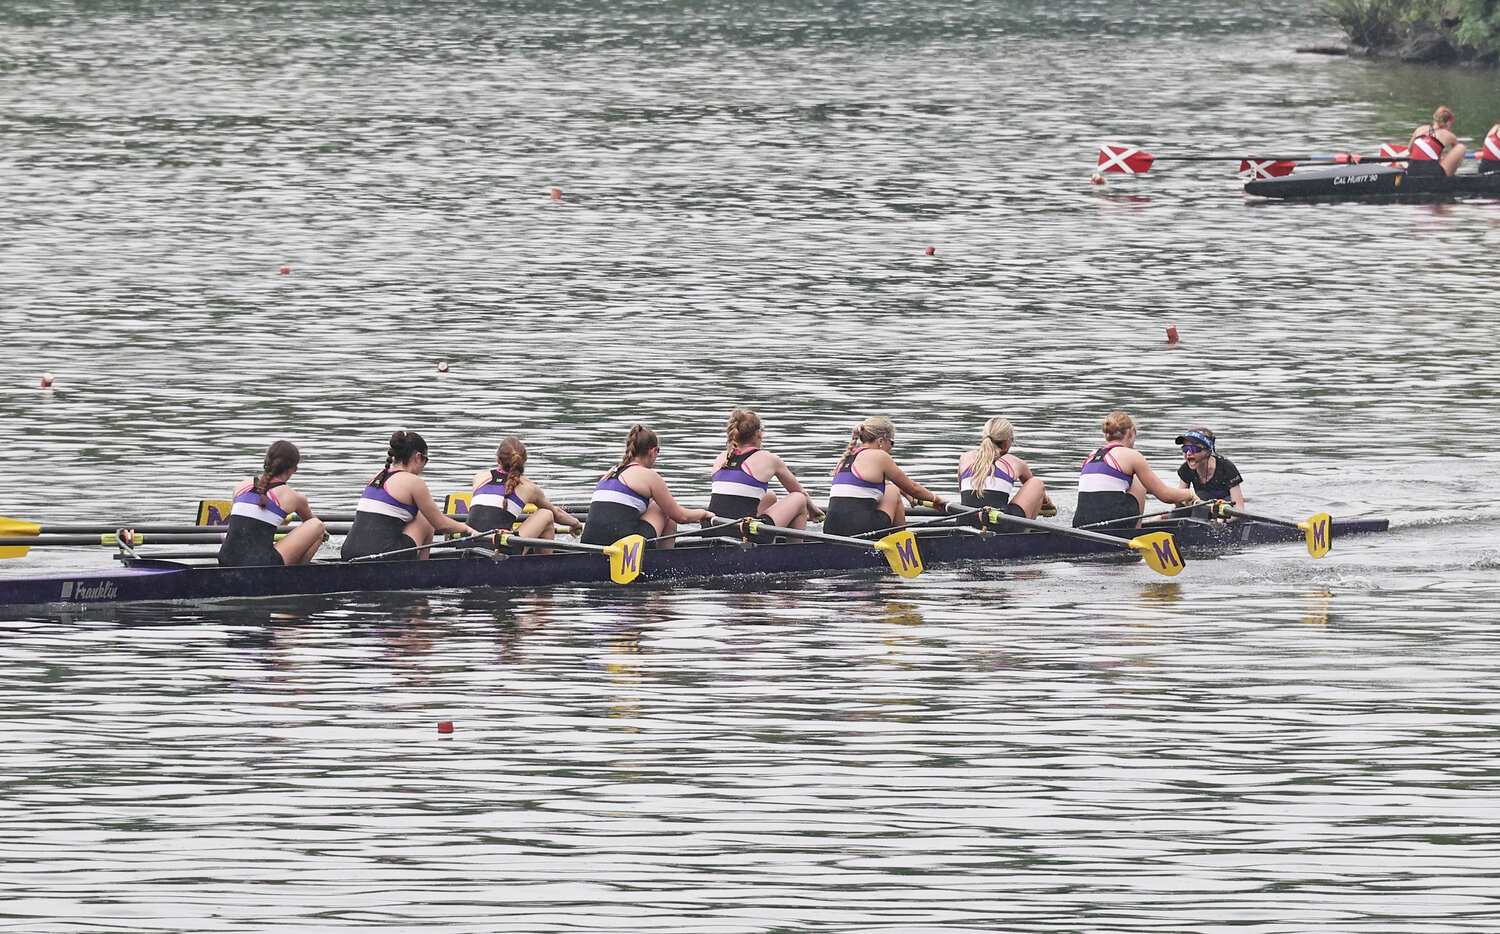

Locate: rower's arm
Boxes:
[1134,459,1196,505]
[878,454,947,509]
[531,485,583,532]
[647,472,712,524]
[412,481,474,535]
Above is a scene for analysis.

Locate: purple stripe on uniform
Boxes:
[711,467,768,490]
[233,488,288,519]
[361,485,418,518]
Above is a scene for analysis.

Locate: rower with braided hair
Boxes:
[340,430,474,560]
[218,440,326,567]
[581,424,713,549]
[467,436,583,554]
[823,416,945,537]
[707,408,823,539]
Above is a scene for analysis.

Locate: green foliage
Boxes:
[1330,0,1500,56]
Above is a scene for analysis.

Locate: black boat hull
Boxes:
[1244,163,1500,201]
[0,517,1390,609]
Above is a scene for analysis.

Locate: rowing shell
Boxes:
[0,516,1389,609]
[1244,163,1500,201]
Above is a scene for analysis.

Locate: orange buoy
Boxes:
[1090,172,1107,186]
[924,246,935,255]
[280,266,290,275]
[549,188,563,200]
[437,721,454,734]
[1166,326,1179,344]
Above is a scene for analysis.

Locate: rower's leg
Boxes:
[764,491,809,530]
[1443,142,1468,176]
[404,515,435,559]
[276,517,326,566]
[880,483,905,526]
[642,502,676,548]
[516,508,556,554]
[1127,478,1148,528]
[1010,478,1047,519]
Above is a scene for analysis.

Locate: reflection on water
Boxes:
[4,0,1500,930]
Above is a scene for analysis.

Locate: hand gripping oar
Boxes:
[968,507,1185,577]
[739,519,924,579]
[493,531,646,585]
[1209,502,1332,558]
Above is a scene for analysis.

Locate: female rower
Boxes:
[1481,121,1500,174]
[467,436,583,553]
[218,440,326,567]
[956,417,1047,520]
[1175,428,1244,509]
[1408,106,1466,177]
[708,409,823,538]
[340,430,475,561]
[823,416,946,537]
[1073,412,1196,528]
[581,425,713,549]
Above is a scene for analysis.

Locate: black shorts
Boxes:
[824,503,895,538]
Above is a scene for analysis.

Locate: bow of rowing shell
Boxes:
[0,517,1390,609]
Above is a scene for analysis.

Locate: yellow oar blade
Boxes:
[874,530,924,578]
[197,500,232,526]
[602,534,645,584]
[0,544,32,559]
[0,517,41,537]
[1297,513,1333,558]
[1127,532,1185,577]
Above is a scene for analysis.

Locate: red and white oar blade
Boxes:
[1380,143,1409,161]
[1098,144,1155,174]
[1237,159,1296,180]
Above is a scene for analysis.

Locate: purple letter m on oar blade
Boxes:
[879,531,924,579]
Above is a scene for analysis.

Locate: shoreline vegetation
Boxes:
[1324,0,1500,65]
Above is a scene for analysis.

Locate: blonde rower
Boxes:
[823,417,946,537]
[467,437,583,554]
[1408,106,1466,177]
[956,417,1047,520]
[1073,412,1196,529]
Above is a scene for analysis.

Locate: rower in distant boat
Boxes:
[1408,106,1466,177]
[467,436,583,554]
[1073,412,1197,528]
[1175,428,1244,512]
[218,440,327,567]
[823,416,946,537]
[581,425,713,550]
[708,409,822,540]
[956,417,1048,523]
[340,430,474,560]
[1481,121,1500,174]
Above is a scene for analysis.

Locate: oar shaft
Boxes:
[495,532,612,555]
[744,520,878,549]
[970,508,1142,549]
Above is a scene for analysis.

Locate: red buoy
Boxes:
[280,266,290,275]
[40,372,54,388]
[437,721,454,734]
[924,246,935,255]
[1166,326,1180,344]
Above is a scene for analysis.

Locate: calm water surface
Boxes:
[3,1,1500,930]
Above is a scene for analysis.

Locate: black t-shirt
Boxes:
[1177,455,1242,499]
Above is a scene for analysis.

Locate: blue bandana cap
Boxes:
[1174,430,1215,451]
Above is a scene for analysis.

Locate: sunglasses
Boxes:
[1181,445,1206,454]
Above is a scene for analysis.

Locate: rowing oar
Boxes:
[1208,501,1332,558]
[961,506,1185,577]
[0,515,349,537]
[1077,503,1202,530]
[0,531,250,560]
[862,503,983,536]
[1096,145,1426,175]
[735,519,924,579]
[345,530,647,584]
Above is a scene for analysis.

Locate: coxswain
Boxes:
[708,409,823,539]
[340,430,474,560]
[1408,106,1466,177]
[1175,428,1245,511]
[823,416,945,537]
[218,440,326,567]
[581,425,713,549]
[1073,412,1196,528]
[1480,121,1500,174]
[956,417,1048,522]
[467,436,583,554]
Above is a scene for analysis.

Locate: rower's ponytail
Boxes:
[375,430,427,486]
[496,436,527,495]
[618,425,659,468]
[970,418,1012,495]
[254,440,300,508]
[834,416,895,474]
[724,408,761,457]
